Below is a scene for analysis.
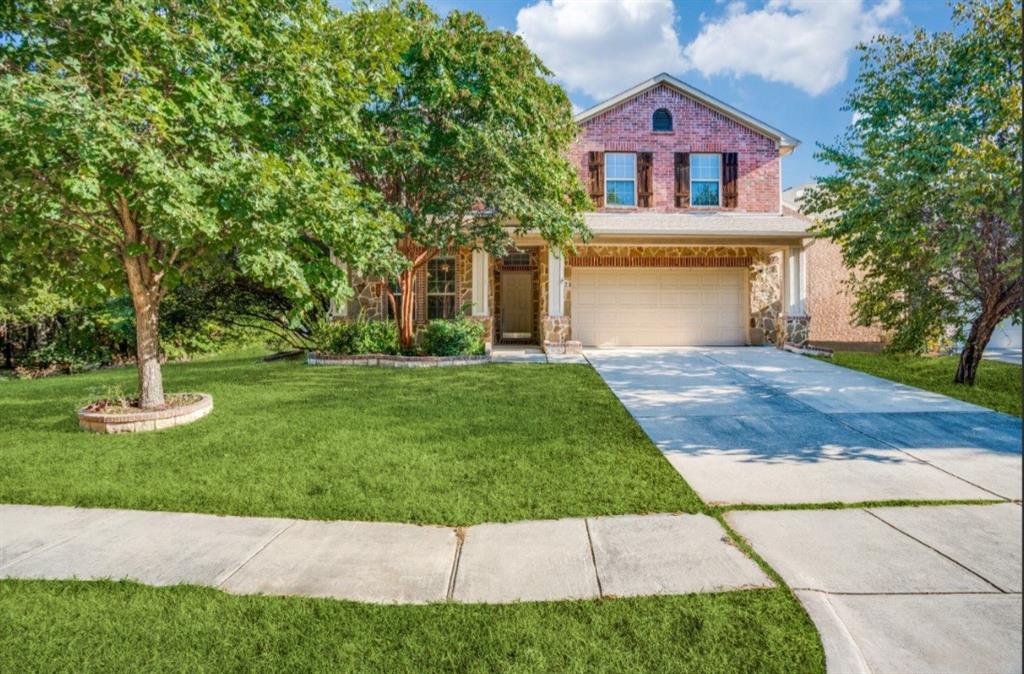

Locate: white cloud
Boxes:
[515,0,687,101]
[684,0,901,96]
[515,0,900,101]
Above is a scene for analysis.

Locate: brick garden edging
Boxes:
[77,393,213,434]
[307,352,491,368]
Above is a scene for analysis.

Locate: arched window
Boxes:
[652,108,673,132]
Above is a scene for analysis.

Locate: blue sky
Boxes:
[344,1,957,188]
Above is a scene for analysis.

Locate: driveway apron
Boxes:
[587,347,1023,673]
[586,347,1021,504]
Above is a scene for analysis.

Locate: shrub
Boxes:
[313,319,400,355]
[419,317,485,357]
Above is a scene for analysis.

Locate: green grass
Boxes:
[0,352,701,525]
[827,351,1022,417]
[0,580,824,674]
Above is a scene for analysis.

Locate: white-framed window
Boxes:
[605,152,636,207]
[690,153,721,207]
[426,257,457,319]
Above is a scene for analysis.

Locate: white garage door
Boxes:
[571,268,748,347]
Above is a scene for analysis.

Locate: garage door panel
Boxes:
[572,268,747,347]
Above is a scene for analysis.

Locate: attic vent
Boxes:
[652,108,673,132]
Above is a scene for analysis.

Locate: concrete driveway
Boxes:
[586,346,1022,504]
[587,346,1023,673]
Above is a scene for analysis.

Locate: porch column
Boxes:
[471,249,489,316]
[785,245,806,315]
[547,248,565,317]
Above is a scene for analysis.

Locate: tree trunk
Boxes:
[124,258,165,408]
[954,310,1000,386]
[397,267,416,351]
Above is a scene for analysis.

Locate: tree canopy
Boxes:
[0,0,403,404]
[805,0,1022,384]
[347,1,590,347]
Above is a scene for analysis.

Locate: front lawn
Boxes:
[828,351,1022,417]
[0,352,701,525]
[0,580,824,673]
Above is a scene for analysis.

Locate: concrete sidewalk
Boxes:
[0,504,771,604]
[728,504,1022,674]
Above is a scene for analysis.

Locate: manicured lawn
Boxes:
[0,580,824,673]
[828,351,1022,417]
[0,352,701,525]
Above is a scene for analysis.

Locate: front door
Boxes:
[501,271,533,339]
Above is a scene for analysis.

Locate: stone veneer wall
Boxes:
[749,252,782,346]
[782,315,811,347]
[349,271,386,321]
[457,247,473,314]
[536,247,548,338]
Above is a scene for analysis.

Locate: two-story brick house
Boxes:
[345,73,829,350]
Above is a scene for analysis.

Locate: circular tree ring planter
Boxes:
[77,393,213,434]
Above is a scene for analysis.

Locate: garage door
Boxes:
[571,268,747,347]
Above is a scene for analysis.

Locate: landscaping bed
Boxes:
[0,351,702,525]
[0,580,824,674]
[827,351,1022,417]
[307,352,490,368]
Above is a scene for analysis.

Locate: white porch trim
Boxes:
[547,248,565,317]
[471,249,489,317]
[784,245,806,316]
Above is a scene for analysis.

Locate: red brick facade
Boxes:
[571,84,781,213]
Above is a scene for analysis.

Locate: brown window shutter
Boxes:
[636,152,654,207]
[722,152,738,208]
[674,153,690,208]
[587,151,604,208]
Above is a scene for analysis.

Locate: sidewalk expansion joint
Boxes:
[583,518,605,598]
[862,508,1007,593]
[215,519,296,588]
[446,526,466,601]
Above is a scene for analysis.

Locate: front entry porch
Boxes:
[466,241,809,352]
[491,247,543,345]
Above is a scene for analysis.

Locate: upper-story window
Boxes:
[652,108,672,132]
[690,153,721,206]
[426,257,456,319]
[605,152,636,207]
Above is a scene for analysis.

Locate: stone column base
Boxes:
[541,315,571,345]
[781,315,811,348]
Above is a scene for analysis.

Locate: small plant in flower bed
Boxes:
[81,384,202,414]
[419,317,485,357]
[312,318,400,355]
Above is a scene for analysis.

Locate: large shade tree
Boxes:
[348,1,590,349]
[0,0,402,406]
[805,0,1022,385]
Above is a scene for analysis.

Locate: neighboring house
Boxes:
[343,73,873,351]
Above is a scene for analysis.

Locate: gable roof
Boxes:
[574,73,801,155]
